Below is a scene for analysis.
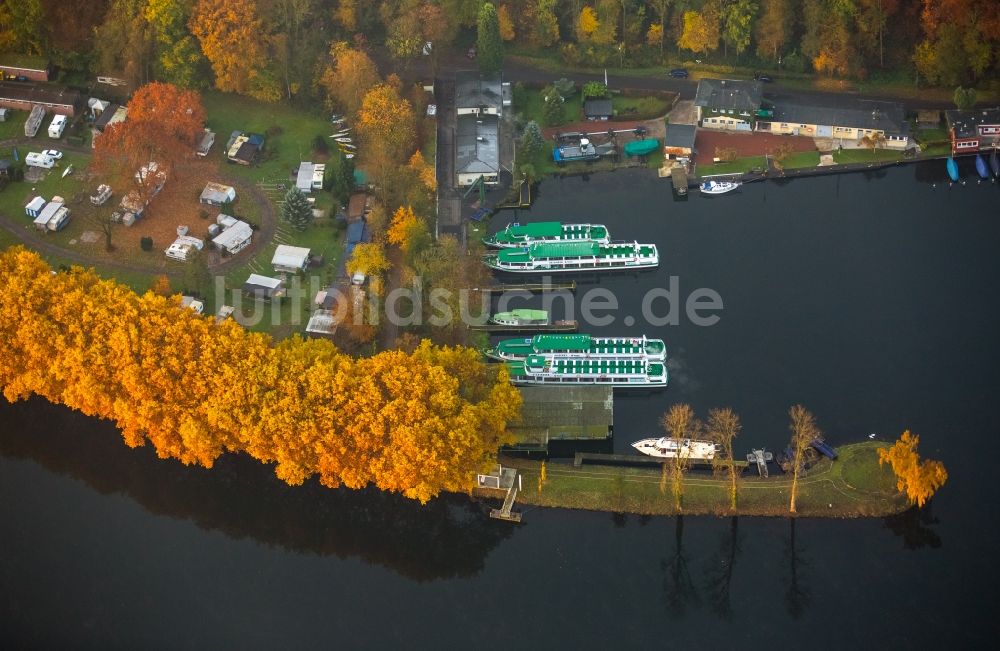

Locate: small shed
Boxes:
[243,273,285,300]
[305,309,338,338]
[226,131,265,165]
[25,196,46,218]
[345,220,371,259]
[584,98,613,121]
[347,193,367,221]
[200,181,236,206]
[663,123,697,159]
[212,219,253,254]
[271,245,311,273]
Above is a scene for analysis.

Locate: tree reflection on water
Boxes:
[0,398,513,581]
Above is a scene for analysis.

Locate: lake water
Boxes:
[3,162,1000,647]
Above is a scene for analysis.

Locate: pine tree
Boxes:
[477,2,503,74]
[281,187,313,232]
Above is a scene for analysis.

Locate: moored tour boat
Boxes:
[484,221,610,248]
[489,309,551,327]
[700,180,740,195]
[485,333,666,362]
[506,354,668,387]
[631,437,720,460]
[484,241,659,273]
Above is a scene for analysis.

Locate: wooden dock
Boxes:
[671,167,689,195]
[469,320,578,333]
[574,452,748,469]
[471,281,576,294]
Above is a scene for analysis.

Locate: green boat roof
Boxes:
[509,222,562,237]
[496,248,533,263]
[532,334,591,351]
[530,241,601,257]
[494,309,548,320]
[506,362,527,377]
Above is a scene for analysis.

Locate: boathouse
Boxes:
[505,386,614,451]
[663,124,696,160]
[945,107,1000,154]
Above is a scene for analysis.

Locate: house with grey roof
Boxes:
[694,79,763,131]
[757,99,911,149]
[456,113,500,186]
[455,71,503,117]
[945,108,1000,154]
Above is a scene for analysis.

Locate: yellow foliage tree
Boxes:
[408,150,437,192]
[576,6,600,43]
[318,41,382,117]
[647,23,664,48]
[678,10,720,54]
[150,275,172,297]
[0,248,520,503]
[189,0,276,100]
[358,83,417,203]
[878,431,948,507]
[498,4,516,42]
[347,242,391,296]
[387,205,431,261]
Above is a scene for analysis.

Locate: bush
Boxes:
[559,43,582,66]
[198,209,209,220]
[140,236,154,252]
[312,134,329,155]
[552,78,576,98]
[783,51,807,74]
[219,199,236,216]
[542,93,565,126]
[582,81,609,99]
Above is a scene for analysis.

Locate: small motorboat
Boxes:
[339,144,357,151]
[335,137,353,144]
[700,180,740,195]
[330,114,343,122]
[991,149,1000,178]
[946,157,960,182]
[344,153,355,159]
[632,437,720,461]
[975,154,990,181]
[61,164,73,178]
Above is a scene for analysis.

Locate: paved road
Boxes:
[385,49,949,112]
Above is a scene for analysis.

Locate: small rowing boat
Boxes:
[946,157,960,182]
[975,154,990,180]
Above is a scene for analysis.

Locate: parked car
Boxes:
[668,68,689,78]
[42,149,63,160]
[753,73,774,83]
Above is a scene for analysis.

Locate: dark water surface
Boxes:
[3,163,1000,648]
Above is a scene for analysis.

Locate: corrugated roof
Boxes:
[584,98,613,117]
[272,244,310,269]
[245,274,282,290]
[508,385,614,445]
[212,220,252,249]
[455,72,503,111]
[664,123,696,149]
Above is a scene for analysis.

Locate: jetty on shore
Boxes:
[471,281,576,293]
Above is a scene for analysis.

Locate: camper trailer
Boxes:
[25,152,55,169]
[32,198,70,232]
[48,114,67,138]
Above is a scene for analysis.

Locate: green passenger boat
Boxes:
[484,241,659,273]
[489,309,550,326]
[485,334,666,362]
[506,354,668,387]
[483,222,611,248]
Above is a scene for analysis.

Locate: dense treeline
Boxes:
[2,1,998,100]
[0,248,520,502]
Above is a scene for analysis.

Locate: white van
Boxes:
[48,114,67,138]
[25,152,56,169]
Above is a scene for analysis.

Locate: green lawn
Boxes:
[830,148,905,164]
[0,110,27,140]
[781,151,821,169]
[0,149,90,218]
[503,442,908,518]
[200,91,342,213]
[518,87,583,127]
[611,94,671,120]
[698,155,767,176]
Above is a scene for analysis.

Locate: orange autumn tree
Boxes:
[0,248,520,503]
[878,431,948,507]
[357,82,417,203]
[92,81,206,200]
[317,41,382,117]
[387,205,431,262]
[189,0,278,100]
